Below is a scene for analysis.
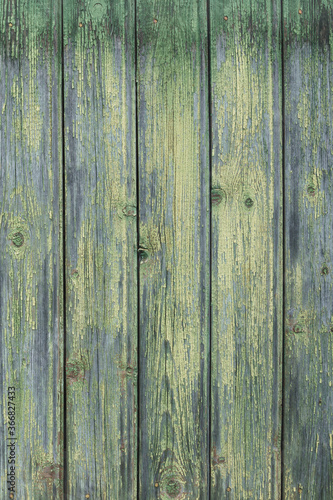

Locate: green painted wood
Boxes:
[136,0,210,498]
[63,1,137,498]
[0,1,64,498]
[283,1,333,498]
[209,1,283,498]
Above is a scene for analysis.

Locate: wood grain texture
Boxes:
[283,1,333,498]
[209,1,283,498]
[0,1,64,498]
[63,0,137,498]
[136,0,210,498]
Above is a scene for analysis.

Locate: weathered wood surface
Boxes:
[63,0,137,498]
[209,0,283,498]
[136,0,210,497]
[0,1,64,498]
[283,1,333,498]
[1,0,333,498]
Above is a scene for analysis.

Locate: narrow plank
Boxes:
[283,1,333,498]
[209,1,283,497]
[0,1,64,498]
[63,1,137,498]
[137,1,210,497]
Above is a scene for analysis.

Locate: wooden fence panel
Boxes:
[136,0,210,497]
[0,1,64,498]
[63,1,137,498]
[283,1,333,498]
[209,1,283,498]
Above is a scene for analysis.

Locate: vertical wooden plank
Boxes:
[0,1,64,498]
[137,1,210,498]
[209,1,283,497]
[283,1,333,497]
[63,0,137,498]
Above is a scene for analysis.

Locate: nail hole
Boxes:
[11,232,24,248]
[318,398,322,405]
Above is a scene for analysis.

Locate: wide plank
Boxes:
[209,0,283,497]
[0,1,64,498]
[136,0,210,497]
[283,1,333,497]
[63,1,137,497]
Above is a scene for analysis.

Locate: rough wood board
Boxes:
[136,0,210,497]
[0,1,64,498]
[63,0,137,498]
[209,1,283,498]
[283,1,333,498]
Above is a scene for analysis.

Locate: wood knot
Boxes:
[307,185,315,196]
[244,197,254,209]
[165,478,182,498]
[293,323,304,334]
[138,247,149,264]
[11,232,24,248]
[211,188,226,206]
[226,486,231,492]
[321,265,329,276]
[122,205,137,217]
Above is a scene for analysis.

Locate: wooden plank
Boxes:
[0,1,64,498]
[283,1,333,498]
[136,1,210,497]
[209,1,283,497]
[63,1,137,498]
